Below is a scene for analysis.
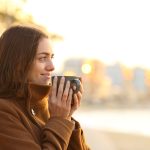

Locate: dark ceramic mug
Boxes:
[51,76,81,94]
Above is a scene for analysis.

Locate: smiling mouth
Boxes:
[41,74,51,79]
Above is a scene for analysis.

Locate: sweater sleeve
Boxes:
[67,118,91,150]
[0,100,75,150]
[42,117,75,149]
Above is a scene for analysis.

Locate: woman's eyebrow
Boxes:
[37,52,50,55]
[37,52,54,56]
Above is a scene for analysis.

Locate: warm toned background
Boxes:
[74,108,150,150]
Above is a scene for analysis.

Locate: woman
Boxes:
[0,25,90,150]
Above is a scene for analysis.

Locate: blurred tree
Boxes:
[0,0,32,32]
[0,0,63,40]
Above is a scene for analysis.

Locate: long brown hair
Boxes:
[0,25,48,98]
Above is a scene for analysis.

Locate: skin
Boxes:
[27,38,55,85]
[28,37,83,120]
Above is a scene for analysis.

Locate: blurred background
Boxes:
[1,0,150,149]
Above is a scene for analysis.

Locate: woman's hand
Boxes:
[69,79,83,117]
[48,76,72,120]
[48,76,84,120]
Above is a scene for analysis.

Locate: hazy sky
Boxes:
[24,0,150,70]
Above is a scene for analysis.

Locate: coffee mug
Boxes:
[51,76,81,95]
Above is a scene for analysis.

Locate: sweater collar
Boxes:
[26,83,52,125]
[27,83,52,102]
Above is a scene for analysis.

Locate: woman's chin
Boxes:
[30,80,51,86]
[40,80,51,85]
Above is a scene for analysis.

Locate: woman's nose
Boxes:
[46,60,55,71]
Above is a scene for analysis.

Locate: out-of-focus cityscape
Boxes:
[1,0,150,150]
[59,58,150,108]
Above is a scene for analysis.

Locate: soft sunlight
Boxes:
[81,63,92,74]
[24,0,150,70]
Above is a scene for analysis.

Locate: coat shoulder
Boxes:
[0,98,22,115]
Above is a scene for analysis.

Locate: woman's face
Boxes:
[27,38,55,85]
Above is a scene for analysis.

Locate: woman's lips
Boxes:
[41,74,51,79]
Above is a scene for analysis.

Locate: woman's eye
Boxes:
[38,55,54,61]
[39,57,47,61]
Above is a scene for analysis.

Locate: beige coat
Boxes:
[0,83,90,150]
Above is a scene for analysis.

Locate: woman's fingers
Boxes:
[66,89,73,106]
[62,81,71,102]
[51,76,57,100]
[71,92,81,109]
[77,91,82,102]
[57,77,65,100]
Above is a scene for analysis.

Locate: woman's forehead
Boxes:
[37,38,53,54]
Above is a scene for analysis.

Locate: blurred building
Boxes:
[106,63,124,87]
[61,58,150,108]
[132,67,146,92]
